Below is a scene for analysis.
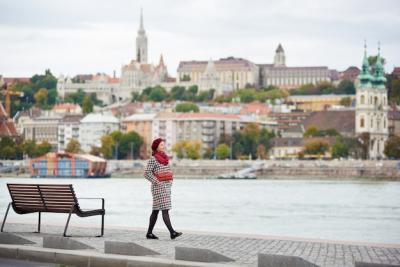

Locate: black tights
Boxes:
[147,209,175,234]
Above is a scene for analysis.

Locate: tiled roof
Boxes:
[301,110,355,133]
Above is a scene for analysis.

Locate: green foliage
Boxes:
[172,140,202,159]
[82,96,93,114]
[100,131,143,159]
[181,74,191,81]
[384,135,400,159]
[118,131,144,159]
[339,97,352,107]
[215,143,230,159]
[65,138,81,153]
[36,141,52,157]
[175,102,199,113]
[230,124,275,159]
[337,80,355,94]
[34,88,48,108]
[233,88,288,103]
[303,140,330,155]
[290,80,355,96]
[304,126,340,137]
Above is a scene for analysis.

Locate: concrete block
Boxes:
[0,246,18,258]
[105,241,160,256]
[355,262,400,267]
[175,246,234,263]
[43,236,93,250]
[0,233,35,245]
[258,253,320,267]
[17,248,56,264]
[89,255,127,267]
[55,252,90,267]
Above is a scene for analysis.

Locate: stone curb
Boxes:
[0,244,246,267]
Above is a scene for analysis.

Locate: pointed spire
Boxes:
[358,40,373,87]
[138,7,145,34]
[159,54,165,67]
[276,43,284,53]
[373,41,386,88]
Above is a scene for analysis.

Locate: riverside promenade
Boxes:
[0,223,399,267]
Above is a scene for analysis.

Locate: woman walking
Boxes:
[144,138,182,240]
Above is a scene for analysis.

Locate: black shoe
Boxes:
[146,233,159,239]
[170,231,182,239]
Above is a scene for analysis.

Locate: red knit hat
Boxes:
[151,138,165,153]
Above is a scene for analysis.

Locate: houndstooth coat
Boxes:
[144,156,173,210]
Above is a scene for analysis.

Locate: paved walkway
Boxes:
[2,223,400,267]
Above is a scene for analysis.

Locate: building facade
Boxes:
[355,45,389,159]
[79,113,120,153]
[122,113,156,158]
[23,115,62,148]
[58,114,84,152]
[119,10,169,99]
[57,73,120,105]
[286,94,355,111]
[177,57,260,94]
[259,44,331,89]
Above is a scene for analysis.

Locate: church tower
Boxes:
[274,44,286,67]
[136,8,148,63]
[355,42,389,159]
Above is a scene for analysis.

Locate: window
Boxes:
[360,95,365,105]
[360,118,365,128]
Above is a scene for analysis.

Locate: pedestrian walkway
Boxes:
[1,223,399,267]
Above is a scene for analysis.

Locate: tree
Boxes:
[100,135,115,159]
[65,138,81,153]
[175,102,199,113]
[216,144,230,159]
[82,96,93,114]
[303,140,330,156]
[340,97,352,107]
[34,88,48,108]
[118,131,144,159]
[170,86,186,100]
[337,79,355,94]
[332,139,348,159]
[90,146,101,156]
[149,86,168,102]
[384,135,400,159]
[304,126,319,137]
[256,144,266,159]
[36,141,52,157]
[172,140,202,159]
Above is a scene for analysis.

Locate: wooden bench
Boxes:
[1,183,105,237]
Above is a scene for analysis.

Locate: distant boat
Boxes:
[217,162,263,179]
[30,152,110,178]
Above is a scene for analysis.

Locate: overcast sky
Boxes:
[1,0,399,78]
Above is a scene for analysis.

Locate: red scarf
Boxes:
[154,151,169,166]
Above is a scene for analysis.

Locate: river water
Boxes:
[0,178,399,244]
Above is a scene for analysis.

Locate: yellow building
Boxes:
[122,113,156,158]
[286,94,355,111]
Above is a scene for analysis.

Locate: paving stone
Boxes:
[43,236,94,250]
[175,246,234,263]
[105,241,160,256]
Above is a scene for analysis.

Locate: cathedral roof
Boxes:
[276,44,284,53]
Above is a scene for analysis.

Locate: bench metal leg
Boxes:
[63,207,74,237]
[35,212,41,233]
[1,202,11,232]
[98,214,104,237]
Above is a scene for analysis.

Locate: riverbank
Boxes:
[2,159,400,180]
[0,223,399,267]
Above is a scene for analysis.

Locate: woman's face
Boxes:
[157,141,165,152]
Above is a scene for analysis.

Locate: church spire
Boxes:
[139,7,144,32]
[358,40,373,86]
[373,41,387,88]
[136,8,148,63]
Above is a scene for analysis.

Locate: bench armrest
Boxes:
[77,198,105,209]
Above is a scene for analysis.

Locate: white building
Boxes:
[57,73,120,105]
[119,10,169,99]
[79,113,120,152]
[177,57,260,94]
[259,44,332,89]
[355,45,389,159]
[58,114,84,152]
[152,112,275,156]
[23,115,63,148]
